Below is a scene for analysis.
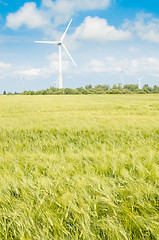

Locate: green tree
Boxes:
[118,83,122,90]
[143,84,152,93]
[3,90,6,95]
[123,84,139,92]
[85,84,92,90]
[107,89,122,94]
[113,84,118,89]
[102,84,110,90]
[153,85,159,93]
[76,87,87,94]
[64,88,80,95]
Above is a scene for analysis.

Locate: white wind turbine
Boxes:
[34,19,76,89]
[120,70,125,88]
[50,76,59,88]
[136,74,144,89]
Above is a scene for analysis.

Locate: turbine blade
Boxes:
[62,43,77,67]
[61,19,72,42]
[34,41,59,44]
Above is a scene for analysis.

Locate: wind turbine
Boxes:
[34,19,76,89]
[136,74,144,89]
[120,70,125,88]
[50,76,59,88]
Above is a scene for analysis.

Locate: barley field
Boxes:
[0,95,158,240]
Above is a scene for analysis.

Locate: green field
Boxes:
[0,95,159,239]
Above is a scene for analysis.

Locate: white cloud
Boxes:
[128,46,140,54]
[0,62,11,80]
[14,67,48,77]
[123,12,159,44]
[6,0,111,30]
[47,51,73,73]
[6,2,50,30]
[42,0,110,11]
[84,57,121,73]
[0,61,11,70]
[134,13,159,43]
[84,56,159,76]
[73,16,131,42]
[85,59,106,72]
[42,0,111,24]
[14,51,72,79]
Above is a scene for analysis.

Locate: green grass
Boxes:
[0,95,159,239]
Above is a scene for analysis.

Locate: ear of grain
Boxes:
[0,95,158,239]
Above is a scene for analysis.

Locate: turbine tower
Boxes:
[34,19,76,89]
[120,70,125,88]
[136,74,144,89]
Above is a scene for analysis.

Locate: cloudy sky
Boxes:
[0,0,159,92]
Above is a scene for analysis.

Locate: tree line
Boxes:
[4,83,159,95]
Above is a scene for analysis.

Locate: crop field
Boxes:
[0,94,159,240]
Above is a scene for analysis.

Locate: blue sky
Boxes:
[0,0,159,92]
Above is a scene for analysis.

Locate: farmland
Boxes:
[0,95,159,239]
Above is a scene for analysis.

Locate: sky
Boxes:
[0,0,159,92]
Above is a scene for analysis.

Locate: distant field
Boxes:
[0,95,159,239]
